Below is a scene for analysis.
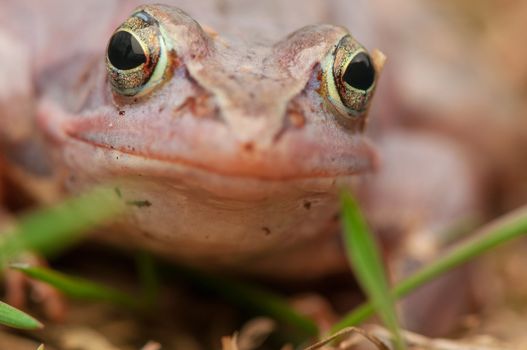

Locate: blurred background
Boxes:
[350,0,527,211]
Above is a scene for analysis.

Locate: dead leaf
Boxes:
[238,318,276,350]
[222,334,239,350]
[59,327,122,350]
[367,325,513,350]
[141,341,161,350]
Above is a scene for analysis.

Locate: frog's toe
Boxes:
[4,267,26,310]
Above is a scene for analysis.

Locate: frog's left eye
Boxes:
[106,11,170,97]
[323,35,377,119]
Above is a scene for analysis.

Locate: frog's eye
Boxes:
[106,11,169,97]
[108,32,146,70]
[323,35,376,118]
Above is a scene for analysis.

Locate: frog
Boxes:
[0,0,486,333]
[1,0,385,275]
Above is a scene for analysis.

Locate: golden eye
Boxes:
[322,35,377,118]
[106,10,169,97]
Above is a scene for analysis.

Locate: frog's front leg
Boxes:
[0,29,67,321]
[0,163,66,321]
[359,130,485,335]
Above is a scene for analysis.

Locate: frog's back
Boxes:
[0,0,320,62]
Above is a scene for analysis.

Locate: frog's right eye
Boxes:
[322,34,377,120]
[106,10,170,97]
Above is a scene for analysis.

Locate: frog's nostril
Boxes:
[287,104,306,128]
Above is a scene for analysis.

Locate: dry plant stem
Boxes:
[304,327,389,350]
[332,204,527,333]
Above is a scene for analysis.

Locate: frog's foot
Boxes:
[359,131,484,335]
[4,254,67,322]
[391,231,476,337]
[1,162,66,321]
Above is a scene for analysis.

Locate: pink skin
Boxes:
[0,4,380,277]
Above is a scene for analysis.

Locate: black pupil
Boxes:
[342,52,375,91]
[108,31,146,70]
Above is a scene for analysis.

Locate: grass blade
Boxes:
[333,204,527,332]
[172,265,319,338]
[0,300,42,329]
[135,252,160,307]
[0,186,125,264]
[340,191,405,350]
[11,264,140,309]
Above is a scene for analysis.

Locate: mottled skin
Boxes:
[0,0,482,289]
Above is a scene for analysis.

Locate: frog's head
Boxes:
[38,5,385,266]
[57,5,383,185]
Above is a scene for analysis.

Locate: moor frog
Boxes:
[0,1,482,287]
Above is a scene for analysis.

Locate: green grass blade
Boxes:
[135,252,159,307]
[11,264,140,309]
[340,191,405,350]
[37,345,45,350]
[333,204,527,332]
[0,186,125,264]
[0,300,43,329]
[172,265,319,337]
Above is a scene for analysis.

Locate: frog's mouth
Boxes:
[38,99,378,185]
[63,121,377,182]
